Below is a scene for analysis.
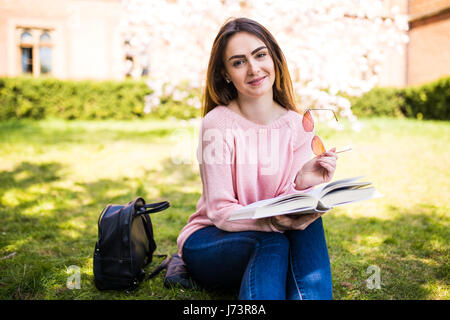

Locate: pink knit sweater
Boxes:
[176,105,315,257]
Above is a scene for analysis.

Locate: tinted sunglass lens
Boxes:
[302,110,314,132]
[312,135,326,156]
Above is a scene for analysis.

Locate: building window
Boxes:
[17,28,53,76]
[39,31,52,74]
[20,30,33,74]
[21,47,33,74]
[21,30,33,42]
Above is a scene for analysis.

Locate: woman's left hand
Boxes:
[271,212,323,231]
[295,147,338,190]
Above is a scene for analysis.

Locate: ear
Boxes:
[221,70,230,82]
[222,72,231,83]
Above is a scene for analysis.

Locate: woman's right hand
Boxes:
[295,148,338,190]
[271,212,323,231]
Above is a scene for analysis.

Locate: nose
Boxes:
[247,58,260,76]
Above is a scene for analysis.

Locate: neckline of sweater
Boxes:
[217,105,294,129]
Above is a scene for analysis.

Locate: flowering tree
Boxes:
[120,0,409,129]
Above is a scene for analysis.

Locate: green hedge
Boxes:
[403,77,450,120]
[350,76,450,120]
[0,76,202,120]
[0,77,154,120]
[1,75,448,121]
[147,80,202,120]
[348,87,406,118]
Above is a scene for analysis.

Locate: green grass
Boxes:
[0,117,448,300]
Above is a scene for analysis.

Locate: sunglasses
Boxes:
[302,108,351,156]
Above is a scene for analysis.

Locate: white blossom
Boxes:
[121,0,408,130]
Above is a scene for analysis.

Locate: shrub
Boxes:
[1,75,448,121]
[348,76,450,120]
[0,77,156,120]
[0,76,204,121]
[403,77,450,120]
[349,87,405,118]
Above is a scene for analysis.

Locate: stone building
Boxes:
[0,0,125,80]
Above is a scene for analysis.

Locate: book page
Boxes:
[319,181,372,198]
[253,196,318,219]
[232,192,314,214]
[265,194,312,207]
[228,210,255,221]
[253,206,326,219]
[320,187,377,208]
[318,176,366,196]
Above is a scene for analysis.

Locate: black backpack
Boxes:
[93,197,170,291]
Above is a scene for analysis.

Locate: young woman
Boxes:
[176,17,338,300]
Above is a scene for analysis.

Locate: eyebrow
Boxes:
[228,46,267,61]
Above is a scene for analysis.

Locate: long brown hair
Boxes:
[202,17,299,117]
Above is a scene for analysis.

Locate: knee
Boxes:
[254,232,290,256]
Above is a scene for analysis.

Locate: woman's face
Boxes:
[222,32,275,99]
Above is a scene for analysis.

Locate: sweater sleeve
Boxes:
[198,119,280,233]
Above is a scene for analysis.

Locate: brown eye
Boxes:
[232,60,244,67]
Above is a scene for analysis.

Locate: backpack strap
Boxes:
[135,201,170,215]
[146,254,171,279]
[132,199,171,281]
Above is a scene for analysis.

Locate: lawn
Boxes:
[0,116,448,300]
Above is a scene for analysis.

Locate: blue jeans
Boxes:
[182,217,332,300]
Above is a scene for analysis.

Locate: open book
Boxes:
[228,176,383,221]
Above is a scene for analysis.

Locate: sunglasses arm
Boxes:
[335,146,352,154]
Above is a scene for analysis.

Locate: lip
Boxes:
[247,76,266,86]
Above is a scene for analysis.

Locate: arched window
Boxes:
[39,31,51,44]
[20,30,33,43]
[17,28,53,76]
[39,31,52,74]
[20,30,33,74]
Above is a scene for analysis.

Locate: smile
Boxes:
[247,76,266,86]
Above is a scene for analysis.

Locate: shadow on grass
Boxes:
[0,160,448,300]
[325,205,449,299]
[0,159,236,299]
[0,119,176,147]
